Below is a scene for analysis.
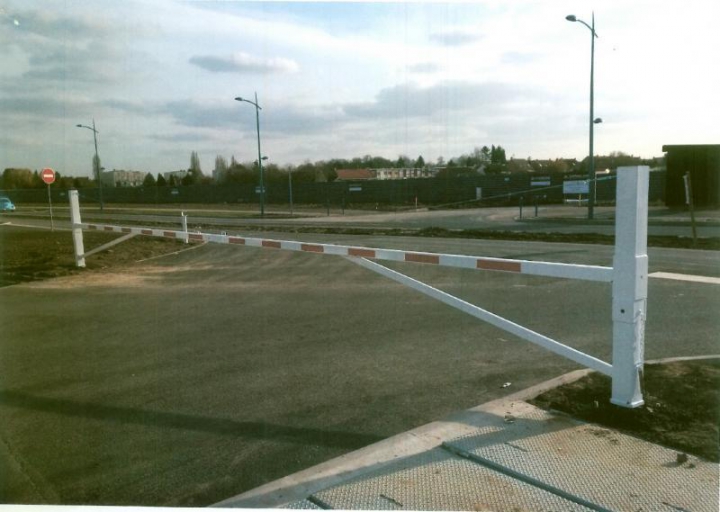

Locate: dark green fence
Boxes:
[2,171,667,208]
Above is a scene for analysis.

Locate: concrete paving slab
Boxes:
[282,499,323,509]
[216,380,719,511]
[445,405,719,512]
[309,446,595,511]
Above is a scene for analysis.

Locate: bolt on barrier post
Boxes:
[610,166,649,407]
[69,190,86,268]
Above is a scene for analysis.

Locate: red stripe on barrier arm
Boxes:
[188,233,204,241]
[405,252,440,264]
[88,224,98,230]
[301,244,324,253]
[349,247,376,258]
[477,259,522,272]
[228,237,246,245]
[141,229,153,235]
[262,240,282,249]
[163,231,176,238]
[104,226,114,232]
[121,227,132,233]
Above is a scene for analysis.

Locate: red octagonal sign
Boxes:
[41,167,56,185]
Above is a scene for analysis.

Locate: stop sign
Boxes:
[41,168,56,185]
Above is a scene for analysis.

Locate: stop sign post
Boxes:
[42,167,55,230]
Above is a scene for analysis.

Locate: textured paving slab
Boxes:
[215,393,720,511]
[282,498,323,509]
[307,447,594,511]
[445,406,720,512]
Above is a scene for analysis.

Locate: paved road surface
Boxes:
[5,204,720,238]
[0,229,718,505]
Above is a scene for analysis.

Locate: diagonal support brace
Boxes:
[348,256,612,375]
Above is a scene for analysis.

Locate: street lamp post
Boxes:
[566,12,599,220]
[288,167,294,217]
[235,93,265,218]
[76,119,104,211]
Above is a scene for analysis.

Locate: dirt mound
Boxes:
[530,359,720,462]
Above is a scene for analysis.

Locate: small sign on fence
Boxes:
[563,180,589,195]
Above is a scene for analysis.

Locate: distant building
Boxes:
[375,167,438,180]
[662,144,720,207]
[101,169,145,187]
[335,169,375,181]
[212,168,227,183]
[506,158,533,173]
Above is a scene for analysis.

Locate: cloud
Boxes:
[1,9,126,93]
[342,81,538,121]
[189,52,299,74]
[408,62,440,74]
[160,101,238,129]
[11,8,107,41]
[155,98,340,138]
[0,96,90,118]
[501,52,538,65]
[429,29,482,46]
[101,99,155,116]
[149,132,214,143]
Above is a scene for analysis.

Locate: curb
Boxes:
[214,355,720,508]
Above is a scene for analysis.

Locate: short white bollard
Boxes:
[69,190,86,268]
[610,166,649,407]
[181,212,189,243]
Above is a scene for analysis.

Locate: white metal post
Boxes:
[181,211,189,243]
[610,166,649,407]
[69,190,86,268]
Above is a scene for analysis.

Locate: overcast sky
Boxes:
[1,0,718,178]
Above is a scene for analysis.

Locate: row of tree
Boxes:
[2,147,663,191]
[0,168,92,190]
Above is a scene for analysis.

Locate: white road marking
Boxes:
[0,221,57,230]
[649,272,720,285]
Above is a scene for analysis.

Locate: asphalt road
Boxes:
[6,204,720,238]
[1,231,718,506]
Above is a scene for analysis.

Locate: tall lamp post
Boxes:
[566,13,599,220]
[76,120,104,211]
[235,93,265,218]
[288,167,294,217]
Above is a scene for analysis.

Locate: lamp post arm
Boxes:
[576,18,598,37]
[235,97,262,110]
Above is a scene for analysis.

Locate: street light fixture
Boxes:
[566,12,599,220]
[235,93,265,218]
[76,120,104,211]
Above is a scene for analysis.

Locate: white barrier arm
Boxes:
[79,222,614,283]
[610,166,649,408]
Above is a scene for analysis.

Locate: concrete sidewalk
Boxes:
[214,370,719,511]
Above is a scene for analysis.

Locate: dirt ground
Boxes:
[0,225,187,287]
[530,359,720,462]
[3,224,718,466]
